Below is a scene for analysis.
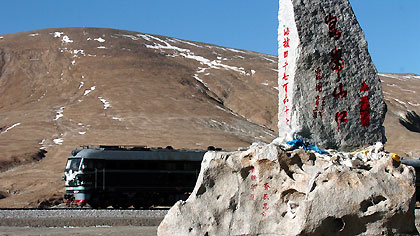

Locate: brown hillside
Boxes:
[379,73,420,158]
[0,28,419,208]
[0,28,277,207]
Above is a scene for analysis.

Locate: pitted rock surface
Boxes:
[277,0,386,150]
[158,143,417,235]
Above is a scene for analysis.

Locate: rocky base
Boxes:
[158,143,418,235]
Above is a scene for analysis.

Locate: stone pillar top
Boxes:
[277,0,386,150]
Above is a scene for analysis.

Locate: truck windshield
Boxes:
[65,158,82,171]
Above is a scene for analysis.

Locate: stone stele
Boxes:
[157,143,418,236]
[277,0,386,150]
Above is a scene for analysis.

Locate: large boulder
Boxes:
[277,0,386,150]
[158,143,417,235]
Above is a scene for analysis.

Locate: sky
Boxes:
[0,0,418,75]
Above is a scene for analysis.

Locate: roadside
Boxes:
[0,209,167,228]
[0,226,158,236]
[1,209,419,235]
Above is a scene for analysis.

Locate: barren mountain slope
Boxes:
[0,28,278,207]
[379,73,420,157]
[0,28,418,208]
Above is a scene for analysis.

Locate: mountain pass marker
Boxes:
[277,0,386,150]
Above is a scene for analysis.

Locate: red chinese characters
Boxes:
[261,182,271,216]
[284,27,290,37]
[316,68,323,92]
[283,37,290,48]
[329,46,344,78]
[316,82,322,92]
[360,81,371,126]
[325,14,342,40]
[281,27,291,125]
[313,95,325,119]
[313,68,325,119]
[250,167,257,200]
[316,68,322,80]
[360,81,370,92]
[324,14,348,131]
[335,111,348,130]
[333,83,348,100]
[263,202,269,210]
[360,97,370,126]
[248,168,271,217]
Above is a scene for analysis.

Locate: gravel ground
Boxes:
[0,226,158,236]
[1,209,419,235]
[0,209,167,227]
[0,209,168,219]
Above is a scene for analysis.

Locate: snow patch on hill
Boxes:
[180,53,247,75]
[94,37,105,43]
[197,68,206,73]
[143,35,190,53]
[193,74,208,88]
[408,102,420,107]
[116,34,141,41]
[62,36,73,44]
[38,91,46,101]
[112,117,123,121]
[171,38,203,48]
[215,106,239,117]
[393,98,406,105]
[53,32,64,38]
[138,34,249,75]
[54,107,65,120]
[58,48,86,65]
[379,73,420,81]
[98,97,111,109]
[1,123,21,134]
[72,49,86,58]
[264,57,276,63]
[112,33,264,77]
[52,32,74,44]
[227,48,245,53]
[401,89,416,94]
[53,138,64,145]
[84,86,96,96]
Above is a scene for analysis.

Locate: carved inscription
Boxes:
[281,27,291,125]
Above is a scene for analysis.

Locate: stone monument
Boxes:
[158,144,418,235]
[157,1,417,235]
[277,0,386,150]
